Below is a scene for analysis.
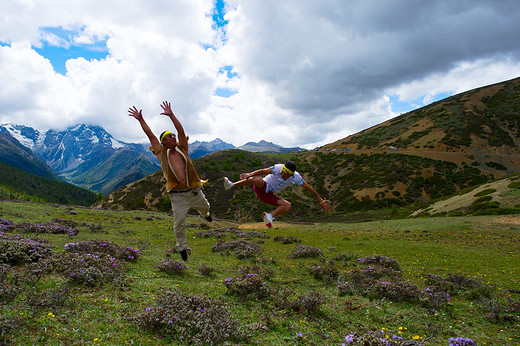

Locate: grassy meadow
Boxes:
[1,200,519,345]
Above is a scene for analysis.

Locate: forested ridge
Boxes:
[0,161,98,206]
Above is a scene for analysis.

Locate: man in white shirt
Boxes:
[223,161,330,228]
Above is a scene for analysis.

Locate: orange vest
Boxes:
[156,145,206,191]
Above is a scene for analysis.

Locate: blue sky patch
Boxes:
[214,87,237,98]
[388,91,453,114]
[34,26,108,74]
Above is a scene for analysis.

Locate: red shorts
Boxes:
[253,183,280,207]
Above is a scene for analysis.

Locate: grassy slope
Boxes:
[1,200,519,344]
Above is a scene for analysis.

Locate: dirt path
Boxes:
[238,222,304,229]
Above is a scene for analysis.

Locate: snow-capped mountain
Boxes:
[1,123,159,195]
[189,138,235,159]
[0,127,60,181]
[2,123,155,173]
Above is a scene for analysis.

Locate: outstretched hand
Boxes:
[160,101,174,117]
[128,106,143,120]
[321,201,331,212]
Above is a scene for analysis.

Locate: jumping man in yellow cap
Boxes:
[223,161,330,228]
[128,101,211,261]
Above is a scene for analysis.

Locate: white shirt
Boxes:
[264,164,305,194]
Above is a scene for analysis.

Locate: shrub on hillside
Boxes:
[158,260,188,276]
[238,264,274,280]
[64,240,141,262]
[25,285,70,311]
[211,239,263,259]
[0,233,53,265]
[14,222,79,236]
[0,219,15,232]
[289,244,323,258]
[424,273,494,299]
[273,235,301,244]
[0,315,23,344]
[357,255,401,270]
[481,295,520,323]
[273,289,326,315]
[136,291,246,344]
[419,287,451,310]
[0,266,22,304]
[309,261,339,283]
[223,272,271,300]
[198,264,215,276]
[57,252,126,287]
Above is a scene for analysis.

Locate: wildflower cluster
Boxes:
[136,291,246,344]
[211,239,263,259]
[58,252,125,287]
[419,287,451,309]
[337,280,355,296]
[15,222,79,236]
[341,328,425,345]
[223,270,270,300]
[309,261,339,283]
[0,218,15,232]
[289,244,323,258]
[64,240,141,262]
[158,260,188,276]
[449,337,475,345]
[0,233,53,265]
[424,273,493,299]
[198,264,215,276]
[51,218,79,228]
[238,264,275,280]
[340,257,429,303]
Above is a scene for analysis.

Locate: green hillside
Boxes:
[0,131,60,180]
[93,77,520,222]
[0,161,98,206]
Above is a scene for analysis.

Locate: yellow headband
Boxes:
[282,165,294,175]
[160,131,174,143]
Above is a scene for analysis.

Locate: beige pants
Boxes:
[169,187,210,251]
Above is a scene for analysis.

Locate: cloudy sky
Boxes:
[1,0,520,149]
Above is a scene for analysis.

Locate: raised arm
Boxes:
[160,101,188,149]
[128,106,162,154]
[301,182,331,212]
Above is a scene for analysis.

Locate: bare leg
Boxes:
[233,176,265,188]
[271,198,292,217]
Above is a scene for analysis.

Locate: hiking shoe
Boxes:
[262,212,274,228]
[180,249,188,261]
[223,177,234,190]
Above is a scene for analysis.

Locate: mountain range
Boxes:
[189,139,305,158]
[0,123,304,195]
[0,124,160,195]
